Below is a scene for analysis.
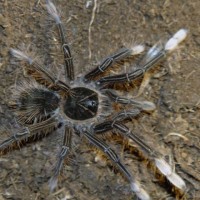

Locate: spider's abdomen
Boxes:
[19,89,60,113]
[13,87,60,124]
[64,87,99,120]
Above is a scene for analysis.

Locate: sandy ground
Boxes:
[0,0,200,200]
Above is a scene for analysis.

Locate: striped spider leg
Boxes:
[0,0,188,200]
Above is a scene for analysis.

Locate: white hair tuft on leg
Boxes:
[165,29,188,51]
[130,45,145,55]
[46,0,61,24]
[155,158,186,191]
[130,181,151,200]
[10,48,33,64]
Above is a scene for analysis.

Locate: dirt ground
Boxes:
[0,0,200,200]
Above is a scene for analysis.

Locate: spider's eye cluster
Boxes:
[64,87,99,121]
[83,99,97,109]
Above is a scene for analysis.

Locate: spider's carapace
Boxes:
[64,87,99,120]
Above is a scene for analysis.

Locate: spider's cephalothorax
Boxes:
[0,1,188,200]
[64,87,99,120]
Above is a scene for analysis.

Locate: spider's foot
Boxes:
[49,175,58,191]
[130,181,150,200]
[165,29,188,52]
[155,158,186,191]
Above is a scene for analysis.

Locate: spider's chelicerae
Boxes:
[0,1,188,200]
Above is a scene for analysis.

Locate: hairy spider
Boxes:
[0,1,188,199]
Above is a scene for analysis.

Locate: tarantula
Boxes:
[0,1,188,199]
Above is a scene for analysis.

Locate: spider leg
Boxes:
[93,121,155,159]
[82,129,150,200]
[94,121,186,191]
[0,127,30,152]
[112,108,141,122]
[84,45,144,80]
[96,29,187,86]
[105,90,156,111]
[0,116,58,153]
[10,49,70,93]
[49,126,73,191]
[113,123,187,191]
[46,0,74,80]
